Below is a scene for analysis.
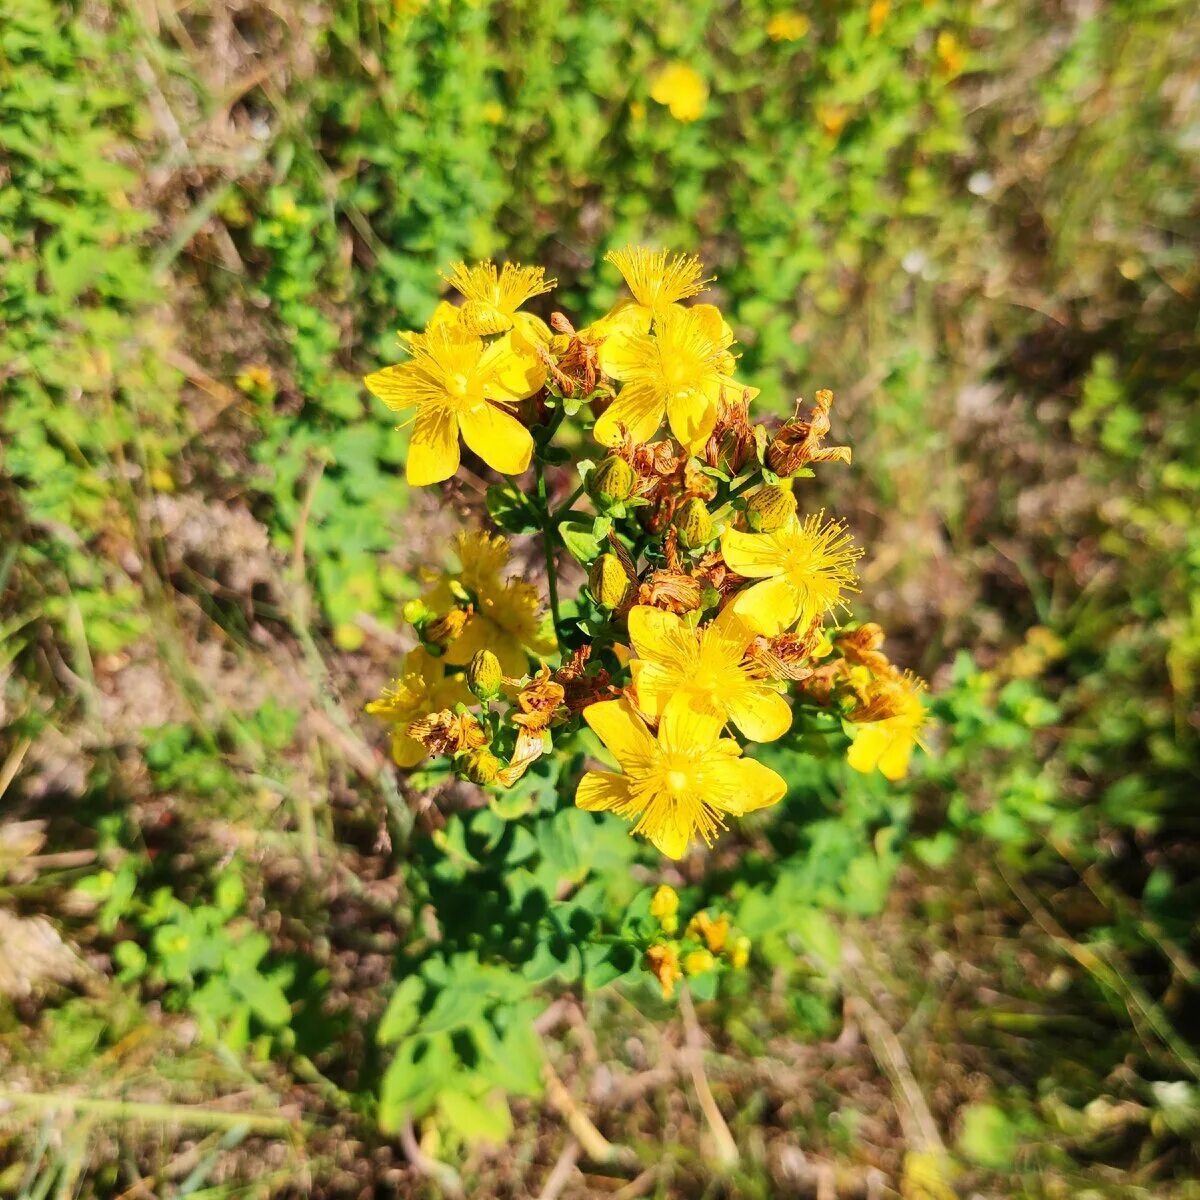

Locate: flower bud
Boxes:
[683,949,716,976]
[673,497,713,549]
[645,943,682,999]
[687,910,730,953]
[461,747,501,786]
[589,553,634,610]
[588,455,636,505]
[730,935,751,970]
[745,483,797,533]
[403,598,431,627]
[425,608,470,651]
[466,648,503,701]
[650,884,679,923]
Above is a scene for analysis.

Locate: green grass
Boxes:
[2,0,1198,1195]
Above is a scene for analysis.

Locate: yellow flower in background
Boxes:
[645,942,682,998]
[846,672,928,781]
[424,530,556,677]
[576,695,787,859]
[868,0,890,36]
[364,323,544,485]
[721,512,861,637]
[816,103,850,137]
[366,647,469,768]
[481,100,505,125]
[650,884,679,922]
[650,63,709,122]
[936,30,965,77]
[595,305,754,454]
[766,11,810,42]
[628,605,793,741]
[441,260,556,343]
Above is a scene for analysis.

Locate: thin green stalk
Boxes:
[0,1091,298,1135]
[535,462,564,656]
[550,480,586,523]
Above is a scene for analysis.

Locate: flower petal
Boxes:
[364,364,417,412]
[647,816,691,860]
[720,526,793,578]
[459,402,534,476]
[627,605,688,661]
[716,756,788,815]
[391,730,429,768]
[481,331,547,400]
[666,388,719,455]
[583,698,656,768]
[657,693,725,754]
[630,658,676,719]
[407,407,461,485]
[594,384,666,447]
[726,685,793,742]
[576,770,634,812]
[727,575,804,637]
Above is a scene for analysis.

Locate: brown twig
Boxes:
[398,1112,464,1198]
[677,984,739,1169]
[536,1137,581,1200]
[541,1060,635,1168]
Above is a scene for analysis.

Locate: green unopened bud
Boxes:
[403,598,431,627]
[674,497,713,549]
[589,553,634,610]
[588,455,636,505]
[730,935,751,970]
[461,747,501,786]
[745,483,797,533]
[466,649,503,700]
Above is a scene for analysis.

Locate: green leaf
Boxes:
[378,975,425,1045]
[557,520,601,565]
[486,484,538,534]
[957,1103,1019,1170]
[438,1088,513,1144]
[229,971,291,1028]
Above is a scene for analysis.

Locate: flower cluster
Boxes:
[365,247,929,860]
[643,885,750,999]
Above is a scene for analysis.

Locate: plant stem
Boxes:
[677,984,739,1169]
[536,461,564,655]
[0,1090,298,1135]
[550,481,586,524]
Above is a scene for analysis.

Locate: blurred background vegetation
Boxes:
[1,0,1198,1195]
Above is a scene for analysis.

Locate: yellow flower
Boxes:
[425,531,556,677]
[627,605,793,742]
[816,102,849,137]
[846,673,927,781]
[606,246,713,323]
[595,305,754,454]
[686,910,730,953]
[576,695,787,859]
[683,949,715,976]
[650,883,680,922]
[868,0,890,36]
[649,63,709,122]
[936,30,965,77]
[645,943,682,998]
[365,323,544,485]
[481,100,505,125]
[441,260,556,345]
[721,512,861,637]
[366,647,469,768]
[766,12,809,42]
